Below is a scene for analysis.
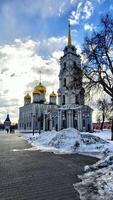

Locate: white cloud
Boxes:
[84,23,93,31]
[69,1,94,25]
[0,36,67,122]
[37,36,67,58]
[82,1,93,19]
[52,50,63,60]
[69,2,82,25]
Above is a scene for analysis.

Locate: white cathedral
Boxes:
[18,24,93,132]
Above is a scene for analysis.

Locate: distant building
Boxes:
[93,122,112,130]
[4,114,11,132]
[18,23,93,132]
[0,124,5,130]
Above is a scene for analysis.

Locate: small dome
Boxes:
[33,82,46,95]
[50,91,57,97]
[24,93,31,100]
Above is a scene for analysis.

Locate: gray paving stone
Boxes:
[0,132,98,200]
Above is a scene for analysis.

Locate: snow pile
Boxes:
[92,129,112,140]
[23,128,113,199]
[23,128,112,154]
[48,128,81,153]
[24,131,57,151]
[74,155,113,200]
[84,155,113,172]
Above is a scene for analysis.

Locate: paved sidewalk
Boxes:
[0,132,98,200]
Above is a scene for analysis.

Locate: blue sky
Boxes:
[0,0,112,122]
[0,0,113,44]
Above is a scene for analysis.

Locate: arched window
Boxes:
[74,61,76,67]
[71,46,74,51]
[63,78,66,87]
[62,95,65,105]
[83,119,85,127]
[75,95,79,104]
[64,111,66,118]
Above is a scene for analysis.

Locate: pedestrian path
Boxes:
[0,133,98,200]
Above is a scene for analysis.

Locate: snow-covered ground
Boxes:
[22,128,113,200]
[74,155,113,200]
[89,129,112,141]
[23,128,113,155]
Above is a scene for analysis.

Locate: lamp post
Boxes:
[38,116,41,134]
[32,114,35,136]
[39,117,41,134]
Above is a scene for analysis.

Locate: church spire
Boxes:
[68,22,72,48]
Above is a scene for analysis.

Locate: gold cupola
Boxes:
[50,91,57,97]
[24,93,31,100]
[50,91,57,105]
[33,82,46,95]
[24,93,31,105]
[32,88,41,95]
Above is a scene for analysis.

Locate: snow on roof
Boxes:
[58,104,82,110]
[58,104,92,111]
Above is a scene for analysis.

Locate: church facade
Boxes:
[18,24,93,132]
[18,86,57,131]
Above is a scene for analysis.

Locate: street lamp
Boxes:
[38,115,43,134]
[32,114,35,136]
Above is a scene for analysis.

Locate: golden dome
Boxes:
[33,90,41,95]
[24,93,31,100]
[33,82,46,95]
[50,91,57,97]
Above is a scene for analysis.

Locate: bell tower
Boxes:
[58,23,85,106]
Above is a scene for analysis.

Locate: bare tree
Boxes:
[83,14,113,139]
[96,114,101,126]
[96,98,111,130]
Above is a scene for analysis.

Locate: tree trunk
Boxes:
[111,118,113,140]
[111,98,113,140]
[100,113,105,130]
